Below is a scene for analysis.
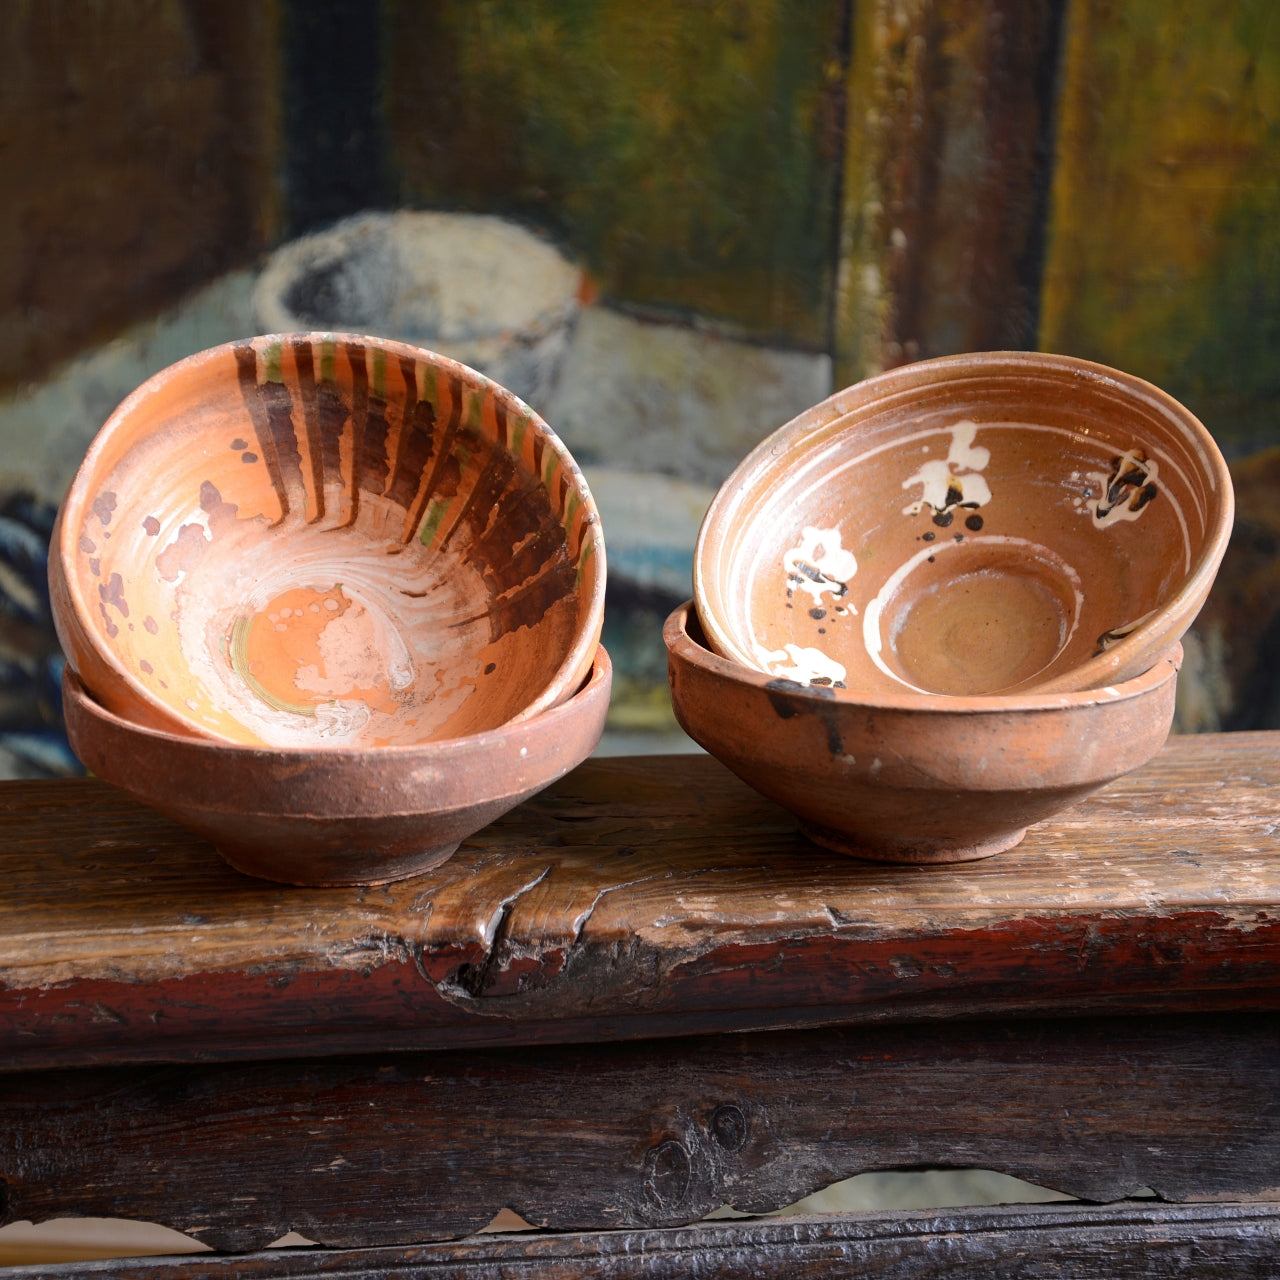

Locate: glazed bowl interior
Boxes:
[694,352,1231,698]
[51,333,605,748]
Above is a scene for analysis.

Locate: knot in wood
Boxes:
[710,1103,748,1151]
[642,1138,692,1209]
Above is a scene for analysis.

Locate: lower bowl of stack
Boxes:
[63,647,612,886]
[665,602,1178,864]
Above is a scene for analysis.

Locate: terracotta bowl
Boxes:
[50,334,605,747]
[694,352,1231,698]
[665,602,1179,863]
[63,649,611,885]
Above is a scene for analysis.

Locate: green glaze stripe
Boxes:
[320,339,336,383]
[371,347,387,398]
[564,489,581,534]
[509,411,530,463]
[419,499,449,547]
[465,387,485,435]
[575,536,596,587]
[263,341,284,385]
[228,615,316,717]
[542,448,558,492]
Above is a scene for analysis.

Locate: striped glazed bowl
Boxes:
[50,334,605,749]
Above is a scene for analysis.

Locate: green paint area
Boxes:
[1041,0,1280,456]
[385,0,846,350]
[228,614,316,718]
[419,499,449,547]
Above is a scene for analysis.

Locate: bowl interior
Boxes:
[695,353,1230,697]
[55,333,604,747]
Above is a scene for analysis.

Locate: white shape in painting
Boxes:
[902,420,993,515]
[783,525,859,608]
[758,642,848,687]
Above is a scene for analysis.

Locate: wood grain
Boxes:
[13,1203,1280,1278]
[2,733,1279,1068]
[2,1015,1277,1250]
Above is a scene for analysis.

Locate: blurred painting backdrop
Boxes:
[1,0,1279,777]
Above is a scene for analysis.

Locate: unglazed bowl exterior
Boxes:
[693,352,1231,698]
[63,648,611,886]
[665,602,1180,863]
[50,333,605,748]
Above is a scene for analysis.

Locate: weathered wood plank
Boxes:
[2,734,1279,1068]
[2,1015,1277,1251]
[17,1203,1280,1279]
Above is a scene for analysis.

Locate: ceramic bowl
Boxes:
[50,333,605,748]
[694,352,1231,698]
[63,649,611,885]
[665,602,1179,863]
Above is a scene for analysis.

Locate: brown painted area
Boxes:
[836,0,1061,382]
[2,732,1279,1068]
[0,1,281,391]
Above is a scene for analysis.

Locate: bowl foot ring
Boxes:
[798,820,1026,865]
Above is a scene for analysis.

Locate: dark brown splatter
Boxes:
[230,438,248,451]
[139,659,153,675]
[143,616,158,635]
[98,571,128,618]
[78,535,96,554]
[965,514,984,531]
[241,451,258,464]
[98,602,118,638]
[91,492,117,526]
[143,516,161,536]
[88,558,101,577]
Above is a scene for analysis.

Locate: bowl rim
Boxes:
[666,600,1182,715]
[692,349,1231,698]
[64,644,611,764]
[52,330,607,745]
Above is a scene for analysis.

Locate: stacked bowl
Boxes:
[672,352,1233,862]
[50,334,608,884]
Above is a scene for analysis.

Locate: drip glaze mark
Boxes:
[341,339,370,525]
[405,368,465,544]
[292,338,324,522]
[387,355,436,511]
[234,343,290,523]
